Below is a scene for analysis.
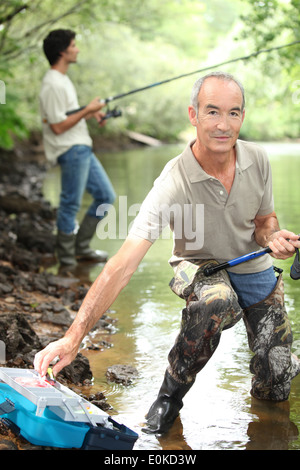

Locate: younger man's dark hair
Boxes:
[43,29,76,65]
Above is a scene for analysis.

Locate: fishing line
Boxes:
[66,39,300,115]
[104,40,300,103]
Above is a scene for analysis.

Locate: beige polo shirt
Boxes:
[40,69,92,162]
[129,139,274,274]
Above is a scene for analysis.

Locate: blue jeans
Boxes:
[228,266,277,309]
[57,145,116,234]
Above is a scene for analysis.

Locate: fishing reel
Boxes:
[66,104,122,120]
[290,248,300,280]
[101,106,122,122]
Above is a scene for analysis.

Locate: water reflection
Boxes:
[246,400,299,450]
[43,142,300,450]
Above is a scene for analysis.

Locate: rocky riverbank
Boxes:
[0,145,125,449]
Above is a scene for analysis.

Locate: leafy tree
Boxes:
[239,0,300,50]
[236,0,300,140]
[0,0,241,148]
[0,0,98,148]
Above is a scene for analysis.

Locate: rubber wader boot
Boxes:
[143,370,194,435]
[243,273,300,401]
[56,231,77,266]
[75,214,108,263]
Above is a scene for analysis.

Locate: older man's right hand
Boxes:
[34,337,78,378]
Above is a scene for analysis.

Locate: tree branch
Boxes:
[0,4,28,25]
[0,0,94,60]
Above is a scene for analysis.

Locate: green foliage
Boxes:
[239,0,300,48]
[0,0,240,148]
[0,91,28,148]
[1,0,300,149]
[0,0,99,148]
[234,0,300,140]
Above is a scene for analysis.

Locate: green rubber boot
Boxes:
[75,214,108,263]
[56,231,77,266]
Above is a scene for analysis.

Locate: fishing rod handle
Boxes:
[66,99,108,116]
[66,105,86,115]
[203,246,272,277]
[203,262,230,277]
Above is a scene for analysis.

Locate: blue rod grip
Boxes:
[227,247,272,267]
[204,247,272,276]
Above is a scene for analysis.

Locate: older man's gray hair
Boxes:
[190,71,245,116]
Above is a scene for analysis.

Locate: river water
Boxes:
[43,141,300,451]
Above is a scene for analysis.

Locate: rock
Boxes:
[0,148,116,448]
[88,391,112,411]
[11,246,41,272]
[0,193,47,215]
[106,364,139,386]
[32,274,49,293]
[48,274,78,289]
[0,283,13,295]
[16,221,56,253]
[41,309,72,327]
[0,156,54,219]
[0,313,42,365]
[58,353,93,385]
[0,157,56,275]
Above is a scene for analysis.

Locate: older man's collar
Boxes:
[182,139,253,183]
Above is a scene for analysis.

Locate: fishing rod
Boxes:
[66,39,300,116]
[203,247,272,276]
[203,244,300,280]
[67,104,122,118]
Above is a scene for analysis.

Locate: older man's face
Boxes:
[189,77,245,155]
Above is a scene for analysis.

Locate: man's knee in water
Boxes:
[188,281,242,332]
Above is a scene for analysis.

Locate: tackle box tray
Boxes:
[0,367,138,449]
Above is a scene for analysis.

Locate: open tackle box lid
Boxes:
[0,367,138,449]
[0,367,108,425]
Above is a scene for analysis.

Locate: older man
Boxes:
[35,72,300,435]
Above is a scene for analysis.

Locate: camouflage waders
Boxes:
[144,259,243,434]
[144,259,300,435]
[243,273,300,401]
[169,259,300,399]
[168,259,243,384]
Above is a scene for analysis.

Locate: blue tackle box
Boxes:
[0,367,138,449]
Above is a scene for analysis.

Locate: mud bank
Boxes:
[0,146,132,449]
